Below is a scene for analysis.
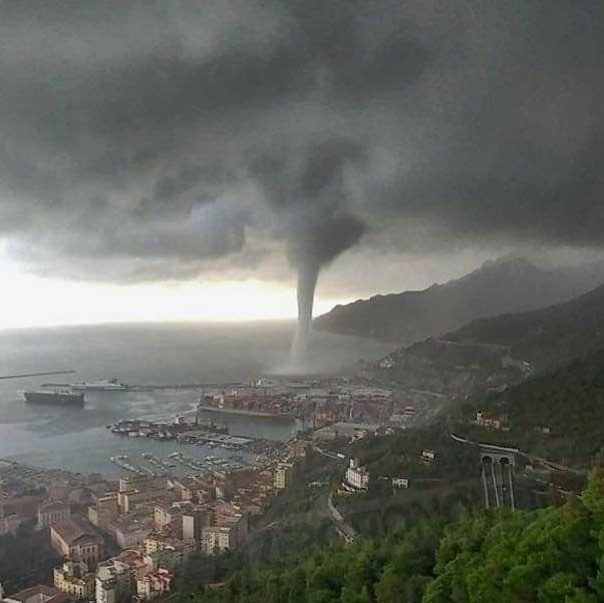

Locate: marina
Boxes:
[107,415,228,442]
[110,454,157,477]
[109,446,259,480]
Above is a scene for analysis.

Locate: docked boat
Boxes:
[24,389,85,406]
[71,378,129,391]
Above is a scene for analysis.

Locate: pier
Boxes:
[41,381,250,390]
[197,405,289,419]
[0,370,75,381]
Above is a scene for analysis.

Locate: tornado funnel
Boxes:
[290,262,319,362]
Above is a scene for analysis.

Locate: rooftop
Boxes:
[38,499,69,512]
[50,517,99,545]
[3,585,69,603]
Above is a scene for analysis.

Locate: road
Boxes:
[449,432,585,475]
[326,491,359,543]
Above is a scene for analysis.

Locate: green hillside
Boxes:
[180,460,604,602]
[459,348,604,467]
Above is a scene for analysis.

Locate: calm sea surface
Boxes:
[0,321,394,476]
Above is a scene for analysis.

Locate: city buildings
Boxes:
[50,517,103,567]
[95,550,175,602]
[3,384,358,601]
[0,513,21,536]
[53,562,95,600]
[95,559,133,603]
[37,500,71,530]
[182,506,211,545]
[200,508,248,555]
[1,586,68,603]
[135,569,172,600]
[88,493,119,529]
[0,495,44,519]
[200,525,237,554]
[110,515,153,549]
[273,463,293,491]
[153,503,180,531]
[144,536,185,570]
[117,488,167,515]
[474,411,510,431]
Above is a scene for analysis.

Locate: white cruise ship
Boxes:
[71,378,130,391]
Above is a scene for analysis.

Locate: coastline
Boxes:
[198,405,295,420]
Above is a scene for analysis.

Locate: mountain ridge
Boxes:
[315,256,604,344]
[366,276,604,398]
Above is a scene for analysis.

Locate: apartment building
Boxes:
[181,507,211,544]
[341,458,369,492]
[273,463,293,491]
[53,562,94,600]
[135,569,172,600]
[49,517,103,567]
[95,560,133,603]
[88,493,118,529]
[111,516,153,549]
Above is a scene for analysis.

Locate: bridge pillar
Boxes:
[480,450,516,510]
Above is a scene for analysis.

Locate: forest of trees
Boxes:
[179,455,604,602]
[0,527,60,594]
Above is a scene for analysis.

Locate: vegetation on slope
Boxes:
[0,527,61,594]
[181,458,604,602]
[459,348,604,467]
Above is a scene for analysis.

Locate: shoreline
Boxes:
[198,405,296,420]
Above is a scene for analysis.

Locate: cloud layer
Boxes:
[1,0,603,283]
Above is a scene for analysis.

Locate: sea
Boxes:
[0,321,394,477]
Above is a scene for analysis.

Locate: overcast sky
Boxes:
[1,1,603,327]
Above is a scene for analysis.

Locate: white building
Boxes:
[274,463,293,491]
[182,507,211,545]
[420,449,436,463]
[392,477,409,489]
[200,513,248,555]
[341,458,369,492]
[95,560,133,603]
[201,526,235,554]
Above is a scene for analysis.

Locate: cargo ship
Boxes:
[24,389,85,406]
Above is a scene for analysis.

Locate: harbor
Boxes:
[107,412,284,452]
[108,437,283,480]
[107,415,228,441]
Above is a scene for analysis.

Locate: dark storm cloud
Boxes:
[0,0,603,282]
